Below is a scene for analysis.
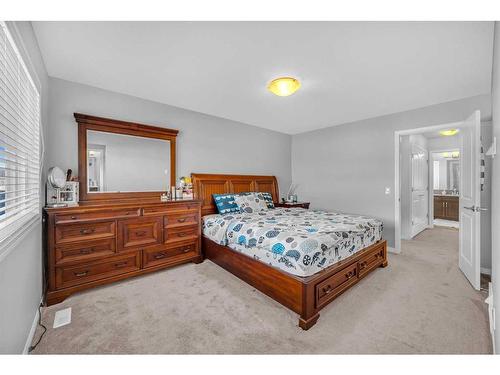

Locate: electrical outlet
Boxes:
[53,307,72,328]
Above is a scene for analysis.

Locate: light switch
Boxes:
[385,187,391,195]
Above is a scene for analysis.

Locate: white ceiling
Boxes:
[33,22,494,135]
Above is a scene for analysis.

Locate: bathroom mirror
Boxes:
[76,113,177,203]
[432,151,460,192]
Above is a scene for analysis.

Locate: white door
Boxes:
[459,110,481,290]
[411,143,428,237]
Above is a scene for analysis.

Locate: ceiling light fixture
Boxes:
[439,129,459,136]
[267,77,301,97]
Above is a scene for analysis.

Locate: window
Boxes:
[0,22,41,245]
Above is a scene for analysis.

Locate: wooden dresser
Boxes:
[44,199,202,305]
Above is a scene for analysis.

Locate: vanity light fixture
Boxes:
[441,151,460,158]
[267,77,301,97]
[439,129,459,136]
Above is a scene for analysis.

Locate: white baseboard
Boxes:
[387,246,400,254]
[481,267,492,276]
[22,300,41,354]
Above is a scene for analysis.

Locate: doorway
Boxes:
[431,149,460,229]
[394,111,483,290]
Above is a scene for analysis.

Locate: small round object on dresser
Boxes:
[48,166,67,189]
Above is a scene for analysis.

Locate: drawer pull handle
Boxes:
[154,252,167,259]
[345,270,355,279]
[183,247,191,253]
[114,261,128,268]
[79,248,94,255]
[74,271,89,277]
[136,231,147,237]
[80,228,95,235]
[178,232,187,237]
[71,216,78,220]
[322,285,333,295]
[177,218,187,223]
[359,261,368,270]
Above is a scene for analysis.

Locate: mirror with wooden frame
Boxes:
[75,113,178,203]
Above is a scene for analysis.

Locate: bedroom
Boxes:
[1,1,500,373]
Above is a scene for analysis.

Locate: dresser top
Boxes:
[44,198,201,214]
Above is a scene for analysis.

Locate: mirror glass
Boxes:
[432,151,460,192]
[87,130,171,193]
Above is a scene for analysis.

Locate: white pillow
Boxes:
[234,193,269,214]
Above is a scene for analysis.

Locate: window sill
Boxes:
[0,213,41,263]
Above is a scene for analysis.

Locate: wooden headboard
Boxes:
[191,173,279,216]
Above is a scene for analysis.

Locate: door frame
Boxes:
[394,121,463,253]
[428,147,460,229]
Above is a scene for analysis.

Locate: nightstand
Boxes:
[275,202,310,209]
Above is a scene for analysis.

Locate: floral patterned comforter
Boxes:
[202,208,383,277]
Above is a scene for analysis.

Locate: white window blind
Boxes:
[0,22,41,245]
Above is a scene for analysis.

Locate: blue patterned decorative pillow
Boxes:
[234,193,269,213]
[260,192,275,209]
[212,194,240,214]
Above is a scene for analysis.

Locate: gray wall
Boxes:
[491,21,500,352]
[427,134,460,151]
[46,78,292,196]
[291,94,491,248]
[0,22,49,354]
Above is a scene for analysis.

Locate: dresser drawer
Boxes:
[55,221,116,245]
[118,217,163,250]
[358,245,385,278]
[142,202,200,216]
[143,242,198,268]
[142,206,170,216]
[55,252,140,289]
[164,211,199,228]
[55,238,116,265]
[55,208,140,224]
[169,202,200,212]
[164,225,198,244]
[315,262,358,309]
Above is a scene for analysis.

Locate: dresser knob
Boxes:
[74,271,89,277]
[183,247,190,253]
[154,252,167,259]
[80,228,95,235]
[71,216,77,220]
[323,285,332,295]
[79,248,94,255]
[345,270,355,279]
[177,218,187,223]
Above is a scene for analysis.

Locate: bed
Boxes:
[192,173,387,330]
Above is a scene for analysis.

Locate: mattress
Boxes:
[202,207,383,277]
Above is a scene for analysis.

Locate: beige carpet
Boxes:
[31,227,492,354]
